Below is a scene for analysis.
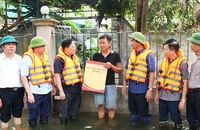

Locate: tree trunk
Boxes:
[136,0,148,33]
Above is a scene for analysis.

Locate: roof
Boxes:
[0,2,32,19]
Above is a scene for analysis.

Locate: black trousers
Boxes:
[60,92,81,121]
[186,91,200,129]
[128,92,150,122]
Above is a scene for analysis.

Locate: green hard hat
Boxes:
[187,32,200,45]
[129,32,145,45]
[29,36,47,48]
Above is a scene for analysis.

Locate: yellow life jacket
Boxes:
[23,49,52,85]
[56,47,83,85]
[157,49,186,92]
[126,42,155,82]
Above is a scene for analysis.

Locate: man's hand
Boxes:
[122,86,127,96]
[52,86,56,96]
[60,91,66,100]
[145,90,152,102]
[178,101,185,111]
[0,98,2,108]
[154,93,159,104]
[104,62,112,69]
[28,93,35,104]
[23,93,27,104]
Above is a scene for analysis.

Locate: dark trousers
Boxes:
[60,92,81,121]
[159,99,182,125]
[186,91,200,129]
[0,87,24,123]
[128,92,150,122]
[27,92,51,122]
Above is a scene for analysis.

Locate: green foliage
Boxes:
[76,43,99,65]
[1,0,199,32]
[85,19,94,28]
[85,47,99,60]
[63,20,80,32]
[148,0,197,31]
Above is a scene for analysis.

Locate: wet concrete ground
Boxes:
[0,109,190,130]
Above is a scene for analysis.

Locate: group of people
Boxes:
[121,32,200,130]
[0,32,200,130]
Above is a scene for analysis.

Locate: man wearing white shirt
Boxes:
[20,36,56,127]
[0,35,25,129]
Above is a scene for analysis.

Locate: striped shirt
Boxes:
[125,49,155,94]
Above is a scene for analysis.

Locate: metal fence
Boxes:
[1,27,195,85]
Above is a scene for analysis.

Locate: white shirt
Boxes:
[20,55,52,94]
[0,53,22,88]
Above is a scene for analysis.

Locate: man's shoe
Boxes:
[40,118,48,125]
[175,124,183,130]
[70,116,78,123]
[28,120,37,127]
[60,118,68,125]
[130,120,139,126]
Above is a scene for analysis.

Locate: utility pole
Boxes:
[35,0,41,18]
[5,0,8,34]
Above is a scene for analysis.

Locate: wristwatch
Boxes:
[181,100,186,104]
[148,88,153,91]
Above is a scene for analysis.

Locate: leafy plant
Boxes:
[63,20,80,32]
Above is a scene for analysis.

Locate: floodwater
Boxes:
[1,109,190,130]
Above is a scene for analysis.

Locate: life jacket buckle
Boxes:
[42,65,47,68]
[159,69,163,74]
[130,62,134,66]
[157,81,161,86]
[78,75,82,79]
[129,73,134,77]
[75,65,79,68]
[45,76,50,80]
[43,70,48,74]
[163,75,167,79]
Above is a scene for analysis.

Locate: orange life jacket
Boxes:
[126,41,155,82]
[56,47,82,85]
[157,49,187,92]
[23,49,52,85]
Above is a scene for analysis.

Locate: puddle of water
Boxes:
[0,109,190,130]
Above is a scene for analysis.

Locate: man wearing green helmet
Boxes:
[0,35,25,129]
[20,36,56,127]
[187,33,200,130]
[122,32,155,125]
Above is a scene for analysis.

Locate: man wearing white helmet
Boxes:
[0,35,25,129]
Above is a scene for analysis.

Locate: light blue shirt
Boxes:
[20,55,52,94]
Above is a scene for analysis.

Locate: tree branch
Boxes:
[0,12,33,34]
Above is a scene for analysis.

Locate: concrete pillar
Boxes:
[31,18,60,69]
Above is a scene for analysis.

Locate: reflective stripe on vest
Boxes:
[157,57,185,92]
[56,53,83,85]
[126,50,154,82]
[23,50,52,85]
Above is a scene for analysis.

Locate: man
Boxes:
[0,35,25,129]
[93,34,122,119]
[122,32,155,125]
[155,39,188,129]
[20,36,56,127]
[54,38,83,124]
[187,33,200,130]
